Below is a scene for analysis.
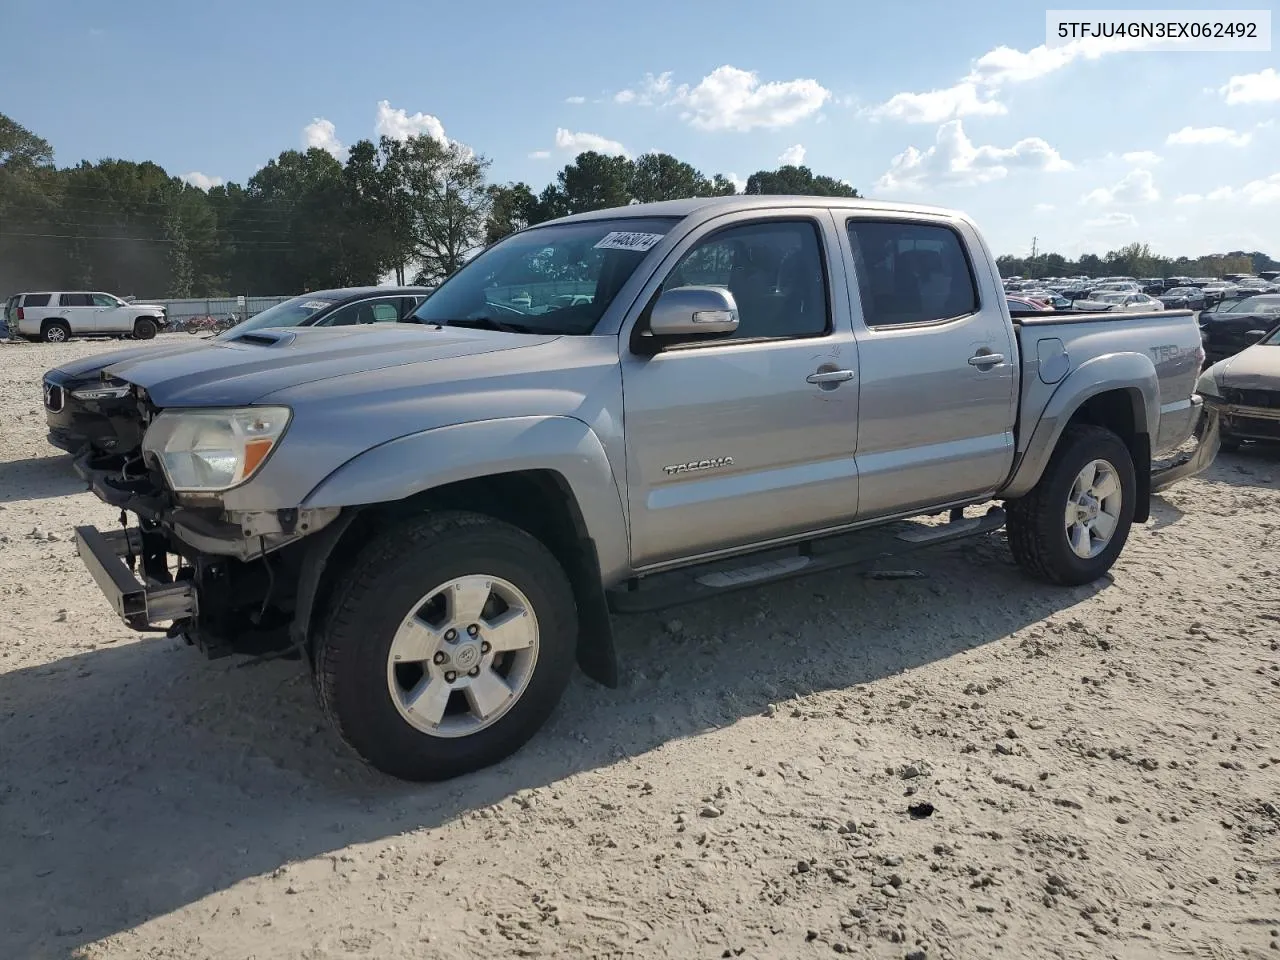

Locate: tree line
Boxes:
[996,242,1278,281]
[3,111,1275,298]
[0,113,858,299]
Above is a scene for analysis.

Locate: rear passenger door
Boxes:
[57,293,97,333]
[840,217,1017,519]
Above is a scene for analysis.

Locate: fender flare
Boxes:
[1003,351,1159,500]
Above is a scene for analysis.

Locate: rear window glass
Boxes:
[59,293,94,307]
[23,293,52,307]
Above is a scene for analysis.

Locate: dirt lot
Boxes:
[1,336,1278,960]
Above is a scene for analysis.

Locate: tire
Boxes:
[133,317,158,340]
[1006,424,1136,586]
[314,510,578,781]
[42,321,71,343]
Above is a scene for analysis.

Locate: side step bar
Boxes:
[606,506,1006,614]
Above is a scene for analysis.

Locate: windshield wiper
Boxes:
[442,316,534,334]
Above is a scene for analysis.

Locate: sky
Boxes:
[4,0,1279,260]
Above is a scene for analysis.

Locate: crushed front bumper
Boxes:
[1151,395,1220,492]
[74,525,197,631]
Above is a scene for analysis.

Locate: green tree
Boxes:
[544,151,634,214]
[745,165,859,197]
[385,135,493,284]
[485,181,542,244]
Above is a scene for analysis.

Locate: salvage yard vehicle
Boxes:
[69,196,1218,782]
[1198,294,1280,366]
[6,291,168,342]
[41,287,434,454]
[1197,319,1280,450]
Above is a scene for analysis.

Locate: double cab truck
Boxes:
[69,196,1217,781]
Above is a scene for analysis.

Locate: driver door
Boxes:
[620,211,860,568]
[92,293,128,333]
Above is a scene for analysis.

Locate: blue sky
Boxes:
[6,0,1279,259]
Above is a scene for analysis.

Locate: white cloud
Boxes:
[1174,193,1202,204]
[554,127,629,157]
[868,82,1005,123]
[1033,202,1055,213]
[671,66,830,131]
[725,171,748,194]
[180,171,223,190]
[375,100,446,143]
[303,118,346,160]
[875,119,1071,191]
[1165,125,1251,147]
[528,150,551,159]
[1084,212,1138,229]
[1202,173,1280,205]
[870,33,1196,123]
[1081,168,1159,205]
[1120,150,1161,165]
[614,71,673,106]
[1220,68,1280,105]
[778,143,806,165]
[565,95,586,104]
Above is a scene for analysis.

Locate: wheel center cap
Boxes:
[453,643,481,670]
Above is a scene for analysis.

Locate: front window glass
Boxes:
[409,217,679,335]
[219,295,336,337]
[92,294,120,307]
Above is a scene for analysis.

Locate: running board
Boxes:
[606,506,1006,614]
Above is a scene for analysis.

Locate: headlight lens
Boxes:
[1195,364,1223,398]
[143,407,291,492]
[71,380,131,400]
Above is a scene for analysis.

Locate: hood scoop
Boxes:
[229,330,297,347]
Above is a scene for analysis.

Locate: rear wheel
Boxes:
[1006,424,1136,585]
[313,510,578,781]
[133,317,158,340]
[42,321,70,343]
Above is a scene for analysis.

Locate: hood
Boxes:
[104,324,555,407]
[1218,344,1280,388]
[47,338,214,381]
[130,303,166,312]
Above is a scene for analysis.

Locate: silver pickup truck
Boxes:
[69,196,1217,781]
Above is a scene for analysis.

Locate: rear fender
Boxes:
[1003,352,1159,499]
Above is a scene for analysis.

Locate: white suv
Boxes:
[4,291,168,343]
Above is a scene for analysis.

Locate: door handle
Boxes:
[806,369,856,384]
[967,352,1004,367]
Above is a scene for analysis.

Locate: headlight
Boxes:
[143,406,291,492]
[71,381,131,400]
[1195,364,1224,398]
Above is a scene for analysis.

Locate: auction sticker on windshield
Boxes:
[594,232,665,252]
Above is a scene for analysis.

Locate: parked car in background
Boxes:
[1074,292,1166,313]
[41,286,435,454]
[1198,321,1280,450]
[1024,290,1073,310]
[1007,296,1054,313]
[1159,286,1208,311]
[1198,294,1280,365]
[6,291,168,342]
[1200,281,1237,305]
[1140,278,1166,295]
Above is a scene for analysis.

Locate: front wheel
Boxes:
[1006,424,1137,585]
[133,317,158,340]
[313,511,579,781]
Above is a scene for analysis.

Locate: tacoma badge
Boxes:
[663,456,734,476]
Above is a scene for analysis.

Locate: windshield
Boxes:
[408,217,680,335]
[1229,296,1280,315]
[1097,293,1126,302]
[218,295,336,337]
[1165,287,1196,296]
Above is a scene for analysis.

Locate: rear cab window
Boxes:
[845,220,980,327]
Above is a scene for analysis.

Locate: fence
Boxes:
[148,295,293,332]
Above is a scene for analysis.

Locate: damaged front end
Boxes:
[71,388,341,659]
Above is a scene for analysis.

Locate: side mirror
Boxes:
[649,285,740,338]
